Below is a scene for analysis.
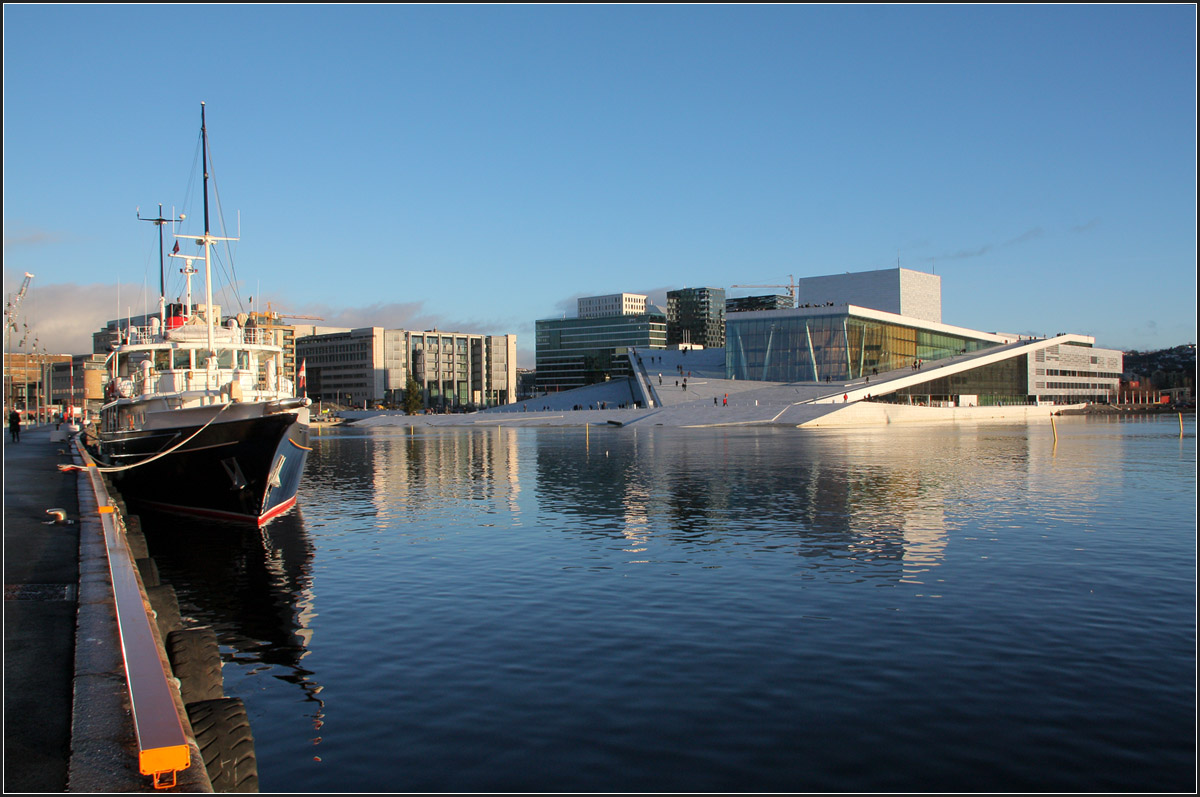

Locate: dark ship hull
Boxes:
[90,411,310,526]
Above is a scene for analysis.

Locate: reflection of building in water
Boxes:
[533,429,961,578]
[327,429,523,524]
[895,493,949,584]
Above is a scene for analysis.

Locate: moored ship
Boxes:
[82,103,310,525]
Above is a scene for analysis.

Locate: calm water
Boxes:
[144,415,1196,792]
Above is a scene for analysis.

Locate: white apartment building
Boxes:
[578,293,647,319]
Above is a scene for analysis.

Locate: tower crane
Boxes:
[729,274,797,307]
[5,272,34,335]
[5,272,34,414]
[262,302,325,321]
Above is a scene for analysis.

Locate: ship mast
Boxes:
[201,101,215,357]
[136,203,172,327]
[169,102,237,360]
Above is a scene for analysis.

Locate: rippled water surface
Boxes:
[146,415,1196,792]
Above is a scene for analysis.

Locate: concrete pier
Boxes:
[4,422,79,791]
[3,423,211,792]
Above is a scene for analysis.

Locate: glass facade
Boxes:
[536,314,667,392]
[726,311,995,382]
[890,357,1031,406]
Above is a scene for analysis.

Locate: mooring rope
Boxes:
[60,401,233,474]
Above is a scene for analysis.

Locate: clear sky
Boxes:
[4,4,1196,367]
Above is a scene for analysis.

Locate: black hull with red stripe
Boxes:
[90,412,310,526]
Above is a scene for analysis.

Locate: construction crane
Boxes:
[729,274,797,307]
[5,272,34,414]
[5,272,34,334]
[262,302,325,321]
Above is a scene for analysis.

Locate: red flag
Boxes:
[172,240,180,254]
[298,359,307,396]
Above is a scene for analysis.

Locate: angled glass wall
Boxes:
[726,311,995,382]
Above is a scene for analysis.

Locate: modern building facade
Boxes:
[667,287,726,348]
[296,327,517,410]
[793,267,942,323]
[535,295,668,393]
[726,274,1121,407]
[578,293,647,319]
[726,294,793,314]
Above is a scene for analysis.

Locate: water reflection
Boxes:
[146,417,1194,793]
[529,427,961,583]
[137,507,323,721]
[219,420,1148,598]
[306,427,523,526]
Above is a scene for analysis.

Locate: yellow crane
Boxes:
[261,302,325,321]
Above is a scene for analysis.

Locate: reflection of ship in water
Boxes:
[137,507,324,718]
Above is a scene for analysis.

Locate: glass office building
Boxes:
[535,313,667,393]
[667,287,726,348]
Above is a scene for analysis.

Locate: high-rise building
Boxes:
[667,287,725,348]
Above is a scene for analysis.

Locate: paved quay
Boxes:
[4,422,79,792]
[4,422,210,793]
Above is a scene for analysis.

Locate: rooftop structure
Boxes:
[727,294,793,314]
[793,267,942,323]
[578,293,647,319]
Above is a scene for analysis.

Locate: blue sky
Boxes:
[4,4,1196,366]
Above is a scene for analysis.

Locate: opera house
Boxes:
[359,267,1123,429]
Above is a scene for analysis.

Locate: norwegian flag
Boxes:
[298,359,307,396]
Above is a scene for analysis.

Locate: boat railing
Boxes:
[130,368,297,400]
[125,324,278,347]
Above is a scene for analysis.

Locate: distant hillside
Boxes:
[1123,344,1196,390]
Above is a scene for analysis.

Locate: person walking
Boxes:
[9,409,20,443]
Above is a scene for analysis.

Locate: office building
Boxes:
[296,327,517,410]
[726,294,793,314]
[535,295,667,393]
[578,293,647,319]
[667,287,726,348]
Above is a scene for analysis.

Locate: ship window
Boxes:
[236,350,250,370]
[173,349,192,370]
[155,350,170,371]
[217,349,234,369]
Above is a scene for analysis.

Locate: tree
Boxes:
[403,376,424,415]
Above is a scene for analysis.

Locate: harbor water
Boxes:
[143,414,1196,792]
